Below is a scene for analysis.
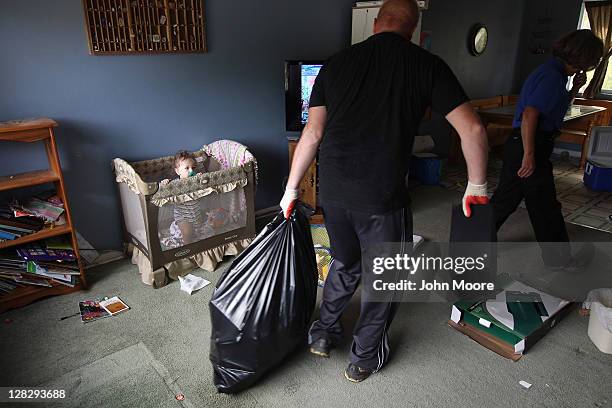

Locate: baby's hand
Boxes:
[160,178,170,185]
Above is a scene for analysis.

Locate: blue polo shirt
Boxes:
[513,58,570,132]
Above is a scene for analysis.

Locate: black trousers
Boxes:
[490,129,570,266]
[308,205,412,371]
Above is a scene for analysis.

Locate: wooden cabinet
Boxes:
[287,137,324,224]
[0,118,86,313]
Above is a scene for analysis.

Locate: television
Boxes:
[284,60,324,132]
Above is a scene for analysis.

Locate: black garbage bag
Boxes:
[209,204,318,393]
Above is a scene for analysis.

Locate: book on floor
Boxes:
[99,296,129,315]
[79,299,111,323]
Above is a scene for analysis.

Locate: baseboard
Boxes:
[84,250,126,269]
[553,147,581,159]
[255,205,280,220]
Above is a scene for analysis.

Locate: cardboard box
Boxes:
[449,280,573,360]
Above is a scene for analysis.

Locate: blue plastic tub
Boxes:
[583,127,612,192]
[410,153,442,185]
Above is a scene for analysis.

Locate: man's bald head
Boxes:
[374,0,419,40]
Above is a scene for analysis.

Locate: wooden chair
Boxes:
[470,96,504,111]
[502,94,520,106]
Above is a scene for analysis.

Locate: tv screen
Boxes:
[285,60,324,132]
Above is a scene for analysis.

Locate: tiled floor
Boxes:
[441,157,612,234]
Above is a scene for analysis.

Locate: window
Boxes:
[578,4,612,95]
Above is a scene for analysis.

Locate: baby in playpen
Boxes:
[160,151,209,244]
[159,149,245,246]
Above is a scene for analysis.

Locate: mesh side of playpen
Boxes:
[118,182,148,250]
[157,186,248,251]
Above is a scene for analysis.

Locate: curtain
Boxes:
[584,1,612,98]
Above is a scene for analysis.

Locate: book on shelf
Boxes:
[45,238,73,251]
[0,215,44,231]
[0,277,24,294]
[18,198,64,222]
[14,274,52,287]
[0,240,80,291]
[8,194,65,223]
[26,261,77,287]
[16,244,75,262]
[34,262,80,275]
[0,256,26,270]
[0,192,65,238]
[0,270,22,277]
[0,229,20,240]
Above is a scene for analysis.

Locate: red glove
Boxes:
[462,182,489,218]
[280,189,299,219]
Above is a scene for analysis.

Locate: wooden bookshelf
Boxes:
[0,170,59,192]
[0,118,86,314]
[0,225,71,250]
[0,281,80,313]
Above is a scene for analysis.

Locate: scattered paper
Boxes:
[519,380,532,389]
[178,274,210,295]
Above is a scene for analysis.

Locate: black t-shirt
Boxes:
[309,31,468,213]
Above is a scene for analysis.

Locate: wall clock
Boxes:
[469,24,488,56]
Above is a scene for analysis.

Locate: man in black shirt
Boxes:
[280,0,489,382]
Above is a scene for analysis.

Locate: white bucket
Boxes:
[586,289,612,354]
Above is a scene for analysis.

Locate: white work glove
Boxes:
[280,188,299,219]
[462,181,489,218]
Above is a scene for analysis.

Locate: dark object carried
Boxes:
[449,203,497,301]
[449,204,496,242]
[209,205,318,393]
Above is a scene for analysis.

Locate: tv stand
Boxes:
[287,136,324,224]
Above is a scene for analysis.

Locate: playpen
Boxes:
[113,140,257,287]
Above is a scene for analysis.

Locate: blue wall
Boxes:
[421,0,525,99]
[0,0,355,249]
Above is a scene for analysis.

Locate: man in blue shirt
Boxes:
[491,29,603,267]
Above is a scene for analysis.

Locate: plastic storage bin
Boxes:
[583,127,612,192]
[586,289,612,354]
[410,153,442,185]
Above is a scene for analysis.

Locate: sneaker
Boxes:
[309,338,333,358]
[344,363,372,383]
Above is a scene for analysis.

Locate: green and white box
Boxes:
[450,280,572,358]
